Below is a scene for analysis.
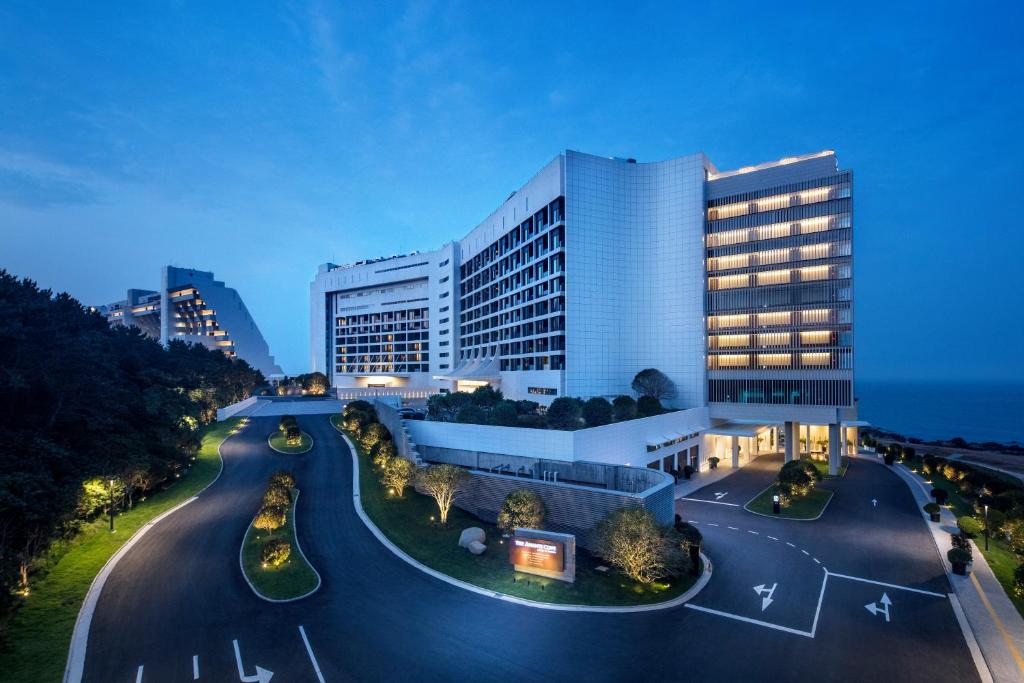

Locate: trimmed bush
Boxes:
[471,385,503,408]
[381,456,415,498]
[948,547,972,566]
[285,425,302,446]
[253,505,286,532]
[636,395,663,417]
[957,516,983,537]
[490,400,520,427]
[612,395,637,422]
[371,439,397,470]
[683,464,695,480]
[778,465,815,499]
[270,470,296,489]
[359,422,391,451]
[455,404,488,424]
[343,399,374,417]
[546,397,582,430]
[279,415,297,432]
[931,488,949,505]
[582,397,613,428]
[497,489,547,532]
[261,539,291,567]
[923,502,940,514]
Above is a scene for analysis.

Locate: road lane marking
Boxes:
[681,497,740,507]
[801,550,810,556]
[299,625,326,683]
[685,604,813,638]
[786,542,796,547]
[687,520,699,524]
[949,592,995,683]
[813,558,820,564]
[766,535,778,541]
[809,570,829,637]
[825,571,945,598]
[193,655,199,679]
[707,523,719,527]
[970,571,1024,675]
[232,639,274,683]
[747,530,759,535]
[727,526,739,530]
[136,666,144,683]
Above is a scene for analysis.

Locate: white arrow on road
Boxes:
[753,583,777,611]
[714,492,728,500]
[871,498,878,507]
[865,593,892,622]
[233,639,274,683]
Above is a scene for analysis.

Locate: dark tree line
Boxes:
[0,271,264,613]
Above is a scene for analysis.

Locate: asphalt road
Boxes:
[82,415,981,682]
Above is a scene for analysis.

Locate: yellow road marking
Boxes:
[970,571,1024,674]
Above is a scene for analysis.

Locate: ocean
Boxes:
[855,381,1024,445]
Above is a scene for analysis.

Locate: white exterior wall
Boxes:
[563,152,708,407]
[405,419,576,461]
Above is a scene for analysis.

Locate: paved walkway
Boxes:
[880,453,1024,682]
[674,466,737,499]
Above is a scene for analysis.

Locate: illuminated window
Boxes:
[757,353,792,367]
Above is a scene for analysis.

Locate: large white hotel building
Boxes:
[311,149,857,472]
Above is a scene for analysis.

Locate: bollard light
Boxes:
[772,494,781,515]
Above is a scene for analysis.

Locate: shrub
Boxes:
[902,445,916,461]
[497,489,547,532]
[674,521,703,576]
[592,508,687,583]
[546,397,582,430]
[1004,518,1024,555]
[416,464,469,525]
[515,400,540,415]
[985,508,1006,534]
[261,539,291,567]
[279,415,297,432]
[285,425,302,446]
[455,404,488,424]
[778,465,815,498]
[683,464,695,479]
[262,485,291,508]
[343,399,374,417]
[783,459,820,482]
[612,395,637,422]
[1015,563,1024,599]
[270,470,296,489]
[948,547,972,566]
[359,422,391,451]
[631,368,677,401]
[371,439,398,470]
[923,502,940,515]
[883,449,897,466]
[636,395,663,417]
[253,505,286,532]
[381,456,415,497]
[471,385,503,408]
[957,516,983,538]
[931,488,949,505]
[582,397,613,428]
[343,408,376,434]
[490,400,520,427]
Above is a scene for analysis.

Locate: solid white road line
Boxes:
[949,592,995,683]
[136,665,144,683]
[825,571,946,598]
[809,571,829,637]
[299,626,326,683]
[684,604,814,638]
[681,497,740,507]
[192,655,199,680]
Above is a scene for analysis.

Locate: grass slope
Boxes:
[0,418,243,683]
[240,489,319,600]
[268,431,313,454]
[746,483,833,520]
[333,415,698,606]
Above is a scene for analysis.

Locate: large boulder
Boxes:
[467,540,487,555]
[458,527,485,548]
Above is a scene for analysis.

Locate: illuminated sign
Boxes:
[509,534,564,572]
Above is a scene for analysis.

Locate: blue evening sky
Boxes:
[1,2,1022,381]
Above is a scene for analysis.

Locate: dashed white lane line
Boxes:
[767,535,779,541]
[813,558,821,564]
[786,542,796,548]
[192,655,199,680]
[136,666,144,683]
[687,520,700,524]
[747,530,759,535]
[299,625,326,683]
[707,523,720,527]
[801,549,810,556]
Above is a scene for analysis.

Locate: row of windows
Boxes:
[337,308,428,326]
[708,182,850,221]
[707,240,851,273]
[337,343,427,352]
[708,307,849,330]
[499,355,565,371]
[709,264,851,290]
[708,329,852,349]
[708,379,852,406]
[707,214,850,248]
[460,197,565,280]
[707,349,853,370]
[461,276,565,328]
[335,332,429,344]
[461,252,565,313]
[336,364,430,374]
[708,281,852,312]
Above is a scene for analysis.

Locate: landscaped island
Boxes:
[745,458,838,520]
[332,403,704,607]
[239,471,320,601]
[267,414,313,454]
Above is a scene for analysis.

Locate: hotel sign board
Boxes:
[509,528,576,583]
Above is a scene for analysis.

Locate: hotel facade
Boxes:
[311,149,858,473]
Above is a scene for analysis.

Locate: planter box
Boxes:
[930,512,941,523]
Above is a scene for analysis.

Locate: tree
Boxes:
[674,520,703,576]
[1015,563,1024,599]
[343,400,374,417]
[253,505,286,532]
[612,395,637,422]
[381,456,415,497]
[1004,518,1024,555]
[455,404,488,424]
[285,425,302,446]
[426,393,449,420]
[471,385,503,408]
[490,400,520,427]
[497,489,547,531]
[270,470,296,489]
[592,508,687,584]
[416,464,468,524]
[261,539,291,567]
[359,422,391,451]
[778,465,815,499]
[637,395,663,417]
[582,397,613,427]
[631,368,677,401]
[279,414,298,433]
[545,396,582,430]
[371,439,398,470]
[300,372,329,396]
[262,485,291,509]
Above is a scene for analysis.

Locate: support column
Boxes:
[828,423,841,476]
[848,427,858,455]
[731,436,740,469]
[784,421,799,463]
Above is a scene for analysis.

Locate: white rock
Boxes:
[467,540,487,555]
[458,527,486,548]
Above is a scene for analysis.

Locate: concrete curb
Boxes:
[238,489,322,603]
[267,431,314,455]
[334,424,712,613]
[742,483,834,522]
[62,419,247,683]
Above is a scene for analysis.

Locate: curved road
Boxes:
[82,414,980,682]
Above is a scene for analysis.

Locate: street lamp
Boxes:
[108,479,115,532]
[984,504,989,551]
[773,494,781,515]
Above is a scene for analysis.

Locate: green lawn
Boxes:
[746,483,834,520]
[908,464,1024,618]
[268,430,313,454]
[805,456,849,478]
[0,418,244,683]
[240,489,320,601]
[333,417,699,606]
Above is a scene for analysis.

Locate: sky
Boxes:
[1,1,1022,381]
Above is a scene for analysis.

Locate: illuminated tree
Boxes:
[270,470,296,489]
[262,484,291,509]
[592,508,686,584]
[416,464,468,524]
[381,456,415,498]
[253,505,286,532]
[261,539,291,567]
[497,489,547,531]
[359,422,391,451]
[372,439,398,470]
